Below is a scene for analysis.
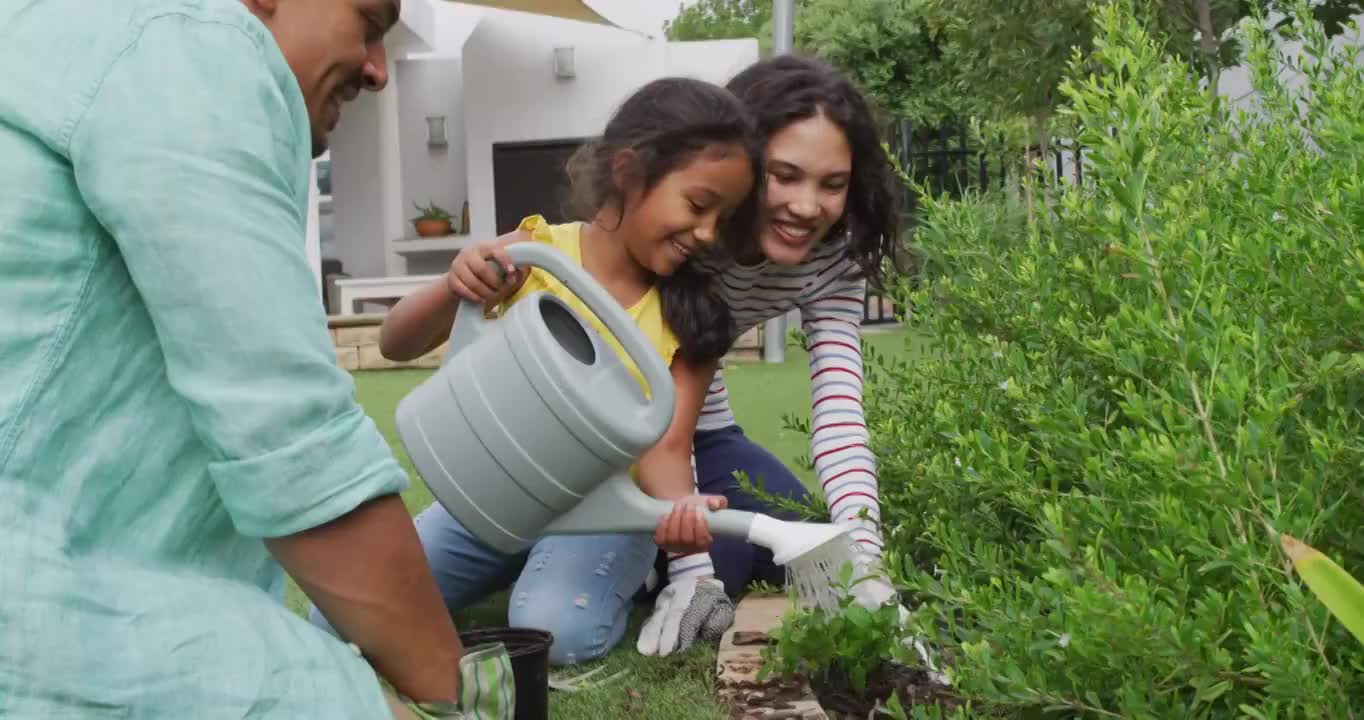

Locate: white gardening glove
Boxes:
[848,551,900,611]
[844,552,951,686]
[636,576,735,657]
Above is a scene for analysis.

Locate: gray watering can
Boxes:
[395,240,678,553]
[395,241,852,572]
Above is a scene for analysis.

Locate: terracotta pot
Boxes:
[414,218,452,237]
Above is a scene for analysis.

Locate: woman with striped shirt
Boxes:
[639,54,904,657]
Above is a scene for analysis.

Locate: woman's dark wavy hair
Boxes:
[563,76,760,363]
[725,54,900,282]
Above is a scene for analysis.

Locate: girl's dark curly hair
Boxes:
[564,76,760,362]
[725,54,900,282]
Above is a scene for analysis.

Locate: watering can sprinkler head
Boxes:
[745,515,873,611]
[745,514,853,567]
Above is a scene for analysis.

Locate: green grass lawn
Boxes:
[285,327,916,718]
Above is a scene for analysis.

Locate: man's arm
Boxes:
[265,496,463,702]
[68,15,460,702]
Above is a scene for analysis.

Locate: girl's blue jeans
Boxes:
[307,501,657,667]
[690,424,813,597]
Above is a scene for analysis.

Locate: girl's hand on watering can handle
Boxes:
[654,495,728,555]
[448,243,527,305]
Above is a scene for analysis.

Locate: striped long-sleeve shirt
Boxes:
[666,239,885,583]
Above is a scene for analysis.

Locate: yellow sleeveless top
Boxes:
[500,215,679,397]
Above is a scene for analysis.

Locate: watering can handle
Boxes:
[446,241,677,435]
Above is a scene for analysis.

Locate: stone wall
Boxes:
[329,314,446,371]
[327,313,765,370]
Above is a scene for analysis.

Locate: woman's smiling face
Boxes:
[753,110,852,265]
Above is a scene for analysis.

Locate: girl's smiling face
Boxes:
[754,111,852,266]
[619,142,756,277]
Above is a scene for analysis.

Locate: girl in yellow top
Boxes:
[309,77,758,666]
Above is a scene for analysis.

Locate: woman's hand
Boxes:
[447,242,529,305]
[653,494,727,555]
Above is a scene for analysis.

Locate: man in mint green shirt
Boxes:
[0,0,488,716]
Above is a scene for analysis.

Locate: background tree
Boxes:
[914,0,1096,221]
[1144,0,1364,104]
[794,0,982,127]
[664,0,772,53]
[666,0,974,127]
[921,0,1096,166]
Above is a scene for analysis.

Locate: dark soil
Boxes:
[811,661,960,718]
[722,677,818,719]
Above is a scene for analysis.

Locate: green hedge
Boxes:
[861,3,1363,716]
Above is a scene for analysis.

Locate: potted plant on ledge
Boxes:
[412,201,453,238]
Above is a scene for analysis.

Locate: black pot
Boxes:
[460,627,553,720]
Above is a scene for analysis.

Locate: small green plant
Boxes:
[759,562,909,693]
[411,201,451,222]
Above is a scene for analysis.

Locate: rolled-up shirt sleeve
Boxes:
[67,12,408,538]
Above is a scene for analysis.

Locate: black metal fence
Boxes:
[859,118,1092,325]
[885,118,1092,205]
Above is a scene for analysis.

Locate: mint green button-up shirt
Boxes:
[1,1,408,716]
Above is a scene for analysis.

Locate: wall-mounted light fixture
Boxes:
[426,114,447,148]
[553,46,575,80]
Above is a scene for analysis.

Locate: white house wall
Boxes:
[328,89,388,281]
[305,161,322,293]
[1219,11,1363,116]
[397,57,468,276]
[460,12,758,241]
[416,1,482,57]
[324,25,430,284]
[460,15,665,241]
[391,3,475,278]
[377,57,407,277]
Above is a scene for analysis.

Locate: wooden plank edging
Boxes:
[715,596,828,719]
